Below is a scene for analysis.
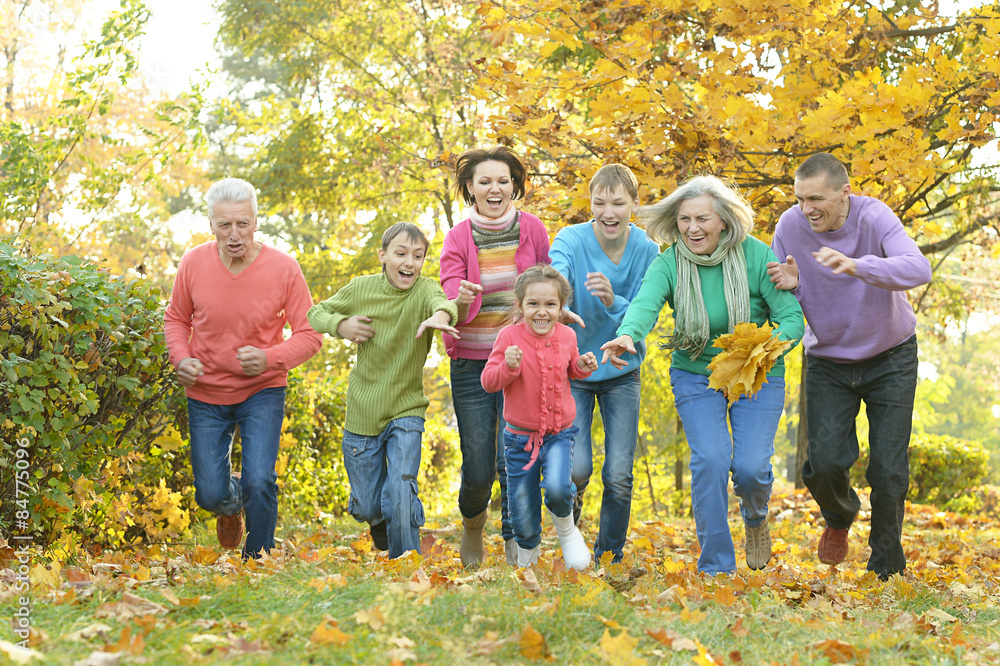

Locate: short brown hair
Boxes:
[381,222,428,253]
[589,164,639,201]
[796,153,850,189]
[454,146,527,206]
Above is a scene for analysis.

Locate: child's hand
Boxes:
[600,335,636,370]
[504,345,522,369]
[416,310,460,339]
[577,352,598,372]
[457,280,483,304]
[337,315,375,344]
[585,272,615,308]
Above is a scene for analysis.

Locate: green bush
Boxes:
[852,432,989,511]
[0,238,190,548]
[278,369,351,518]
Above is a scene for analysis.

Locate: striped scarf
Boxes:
[671,238,750,359]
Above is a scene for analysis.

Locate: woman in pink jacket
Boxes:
[439,146,550,567]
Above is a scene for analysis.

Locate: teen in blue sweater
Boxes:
[550,164,659,564]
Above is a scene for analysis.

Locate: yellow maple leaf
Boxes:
[310,617,352,647]
[707,322,793,405]
[519,623,554,661]
[598,628,646,665]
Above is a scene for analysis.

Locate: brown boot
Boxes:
[216,473,244,550]
[460,509,489,567]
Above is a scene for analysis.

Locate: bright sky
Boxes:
[137,0,221,97]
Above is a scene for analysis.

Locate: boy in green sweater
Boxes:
[308,223,460,558]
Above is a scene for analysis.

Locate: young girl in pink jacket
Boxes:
[481,265,599,569]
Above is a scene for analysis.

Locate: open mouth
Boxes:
[398,269,414,282]
[486,197,504,208]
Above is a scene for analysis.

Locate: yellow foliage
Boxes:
[707,322,794,406]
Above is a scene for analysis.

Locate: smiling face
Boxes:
[590,184,638,245]
[467,160,513,220]
[210,200,258,260]
[378,233,427,290]
[676,194,725,255]
[519,279,563,337]
[794,175,851,233]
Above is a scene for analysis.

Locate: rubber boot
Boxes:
[549,510,591,571]
[516,543,540,568]
[460,509,489,567]
[505,539,517,566]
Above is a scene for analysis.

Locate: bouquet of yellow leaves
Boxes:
[707,321,794,406]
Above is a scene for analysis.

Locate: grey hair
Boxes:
[206,178,258,220]
[639,175,753,248]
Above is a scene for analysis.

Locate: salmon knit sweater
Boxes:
[164,242,322,404]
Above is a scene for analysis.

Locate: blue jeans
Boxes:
[450,358,511,540]
[504,426,579,550]
[187,386,286,559]
[803,334,918,578]
[570,370,641,562]
[670,369,785,575]
[342,416,425,559]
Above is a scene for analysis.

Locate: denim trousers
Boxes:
[504,426,579,550]
[450,358,511,540]
[187,386,286,559]
[342,416,425,559]
[803,334,918,578]
[570,370,641,562]
[670,369,785,574]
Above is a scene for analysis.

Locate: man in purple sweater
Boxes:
[767,153,932,579]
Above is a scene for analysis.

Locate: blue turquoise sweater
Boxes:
[550,222,660,383]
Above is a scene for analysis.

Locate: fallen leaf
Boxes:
[0,639,44,663]
[519,623,553,661]
[95,593,170,620]
[408,568,432,594]
[355,606,386,630]
[65,623,115,642]
[310,617,352,647]
[598,628,645,665]
[519,568,543,595]
[809,639,868,663]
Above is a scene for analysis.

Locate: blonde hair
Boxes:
[639,175,753,248]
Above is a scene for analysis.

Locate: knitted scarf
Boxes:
[669,237,750,359]
[468,202,518,230]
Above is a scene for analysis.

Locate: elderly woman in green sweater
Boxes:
[308,222,461,558]
[602,176,804,575]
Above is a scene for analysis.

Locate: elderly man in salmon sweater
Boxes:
[164,178,322,559]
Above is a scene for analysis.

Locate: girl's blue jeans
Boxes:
[504,425,579,550]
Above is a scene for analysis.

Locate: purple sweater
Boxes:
[771,195,931,363]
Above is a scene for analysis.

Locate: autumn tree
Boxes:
[467,0,1000,484]
[212,0,493,294]
[0,0,205,286]
[474,0,998,248]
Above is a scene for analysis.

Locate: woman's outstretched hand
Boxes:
[600,335,636,370]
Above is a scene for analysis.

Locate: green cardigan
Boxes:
[617,236,804,377]
[308,273,458,435]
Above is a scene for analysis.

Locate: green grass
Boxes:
[3,489,1000,665]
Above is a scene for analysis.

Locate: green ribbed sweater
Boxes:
[307,273,458,436]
